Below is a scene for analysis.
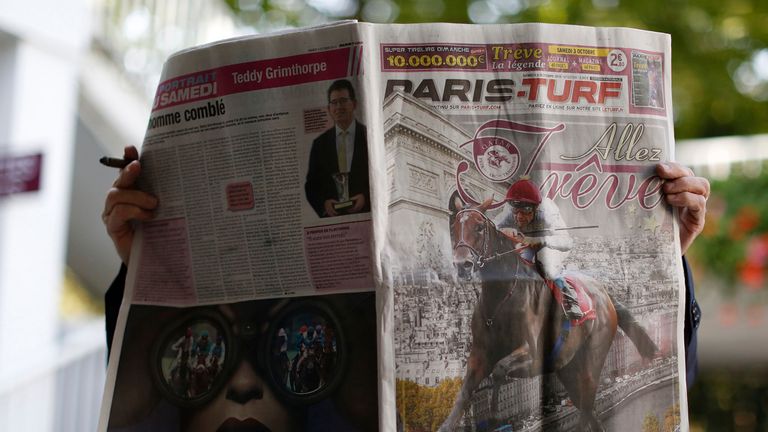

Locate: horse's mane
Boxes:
[453,202,546,284]
[489,223,517,256]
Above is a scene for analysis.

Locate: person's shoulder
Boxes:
[538,198,564,220]
[314,126,336,143]
[323,126,337,136]
[355,121,367,135]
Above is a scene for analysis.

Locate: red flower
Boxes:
[739,261,765,290]
[730,206,760,240]
[746,235,768,266]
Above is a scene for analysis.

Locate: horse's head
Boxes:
[452,199,495,280]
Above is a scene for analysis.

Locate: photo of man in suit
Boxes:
[305,79,370,218]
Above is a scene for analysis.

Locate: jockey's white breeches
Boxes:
[536,247,569,280]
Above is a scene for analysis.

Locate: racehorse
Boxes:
[169,353,190,396]
[296,346,322,392]
[439,199,657,432]
[189,361,211,397]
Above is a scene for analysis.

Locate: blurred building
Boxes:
[0,1,99,430]
[0,1,245,430]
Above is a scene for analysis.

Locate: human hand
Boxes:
[350,193,366,213]
[102,146,158,264]
[528,238,546,250]
[500,228,525,244]
[323,199,339,217]
[656,162,709,255]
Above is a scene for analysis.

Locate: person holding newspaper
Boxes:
[304,79,370,218]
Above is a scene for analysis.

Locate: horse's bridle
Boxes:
[454,208,529,272]
[453,208,495,273]
[454,208,531,327]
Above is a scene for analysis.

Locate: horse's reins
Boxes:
[453,208,491,273]
[483,264,519,328]
[454,208,533,266]
[453,208,523,327]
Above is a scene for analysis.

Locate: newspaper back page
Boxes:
[100,22,380,432]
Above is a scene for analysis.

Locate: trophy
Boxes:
[332,172,353,211]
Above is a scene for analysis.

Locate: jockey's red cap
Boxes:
[505,178,541,205]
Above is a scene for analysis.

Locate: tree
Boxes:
[396,377,462,431]
[224,0,768,140]
[663,403,681,432]
[688,166,768,291]
[643,412,662,432]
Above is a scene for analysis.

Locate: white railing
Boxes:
[678,134,768,179]
[0,320,106,432]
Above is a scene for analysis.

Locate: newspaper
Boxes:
[99,22,688,432]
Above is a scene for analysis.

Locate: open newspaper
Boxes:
[99,21,689,432]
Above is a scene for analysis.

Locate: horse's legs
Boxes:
[556,333,612,431]
[579,302,617,431]
[438,350,489,432]
[491,344,534,378]
[489,377,502,428]
[576,372,602,432]
[556,350,585,409]
[486,344,530,428]
[583,337,613,432]
[552,347,598,431]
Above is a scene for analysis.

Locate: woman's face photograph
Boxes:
[180,303,300,432]
[182,359,298,432]
[109,292,377,432]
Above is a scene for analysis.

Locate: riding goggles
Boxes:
[149,299,346,408]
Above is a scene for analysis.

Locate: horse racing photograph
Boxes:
[383,86,687,432]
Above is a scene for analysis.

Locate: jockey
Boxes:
[494,177,583,320]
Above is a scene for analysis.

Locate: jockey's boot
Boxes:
[555,277,584,320]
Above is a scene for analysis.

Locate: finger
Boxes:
[104,189,158,217]
[655,162,694,180]
[105,204,156,229]
[112,160,142,189]
[101,190,157,225]
[662,176,710,198]
[664,191,707,214]
[123,145,139,161]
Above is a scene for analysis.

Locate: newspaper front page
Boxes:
[98,22,688,432]
[373,24,687,432]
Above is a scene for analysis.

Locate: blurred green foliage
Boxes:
[224,0,768,140]
[688,163,768,290]
[688,367,768,431]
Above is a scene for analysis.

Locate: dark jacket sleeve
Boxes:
[682,256,702,389]
[105,264,127,357]
[305,128,336,218]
